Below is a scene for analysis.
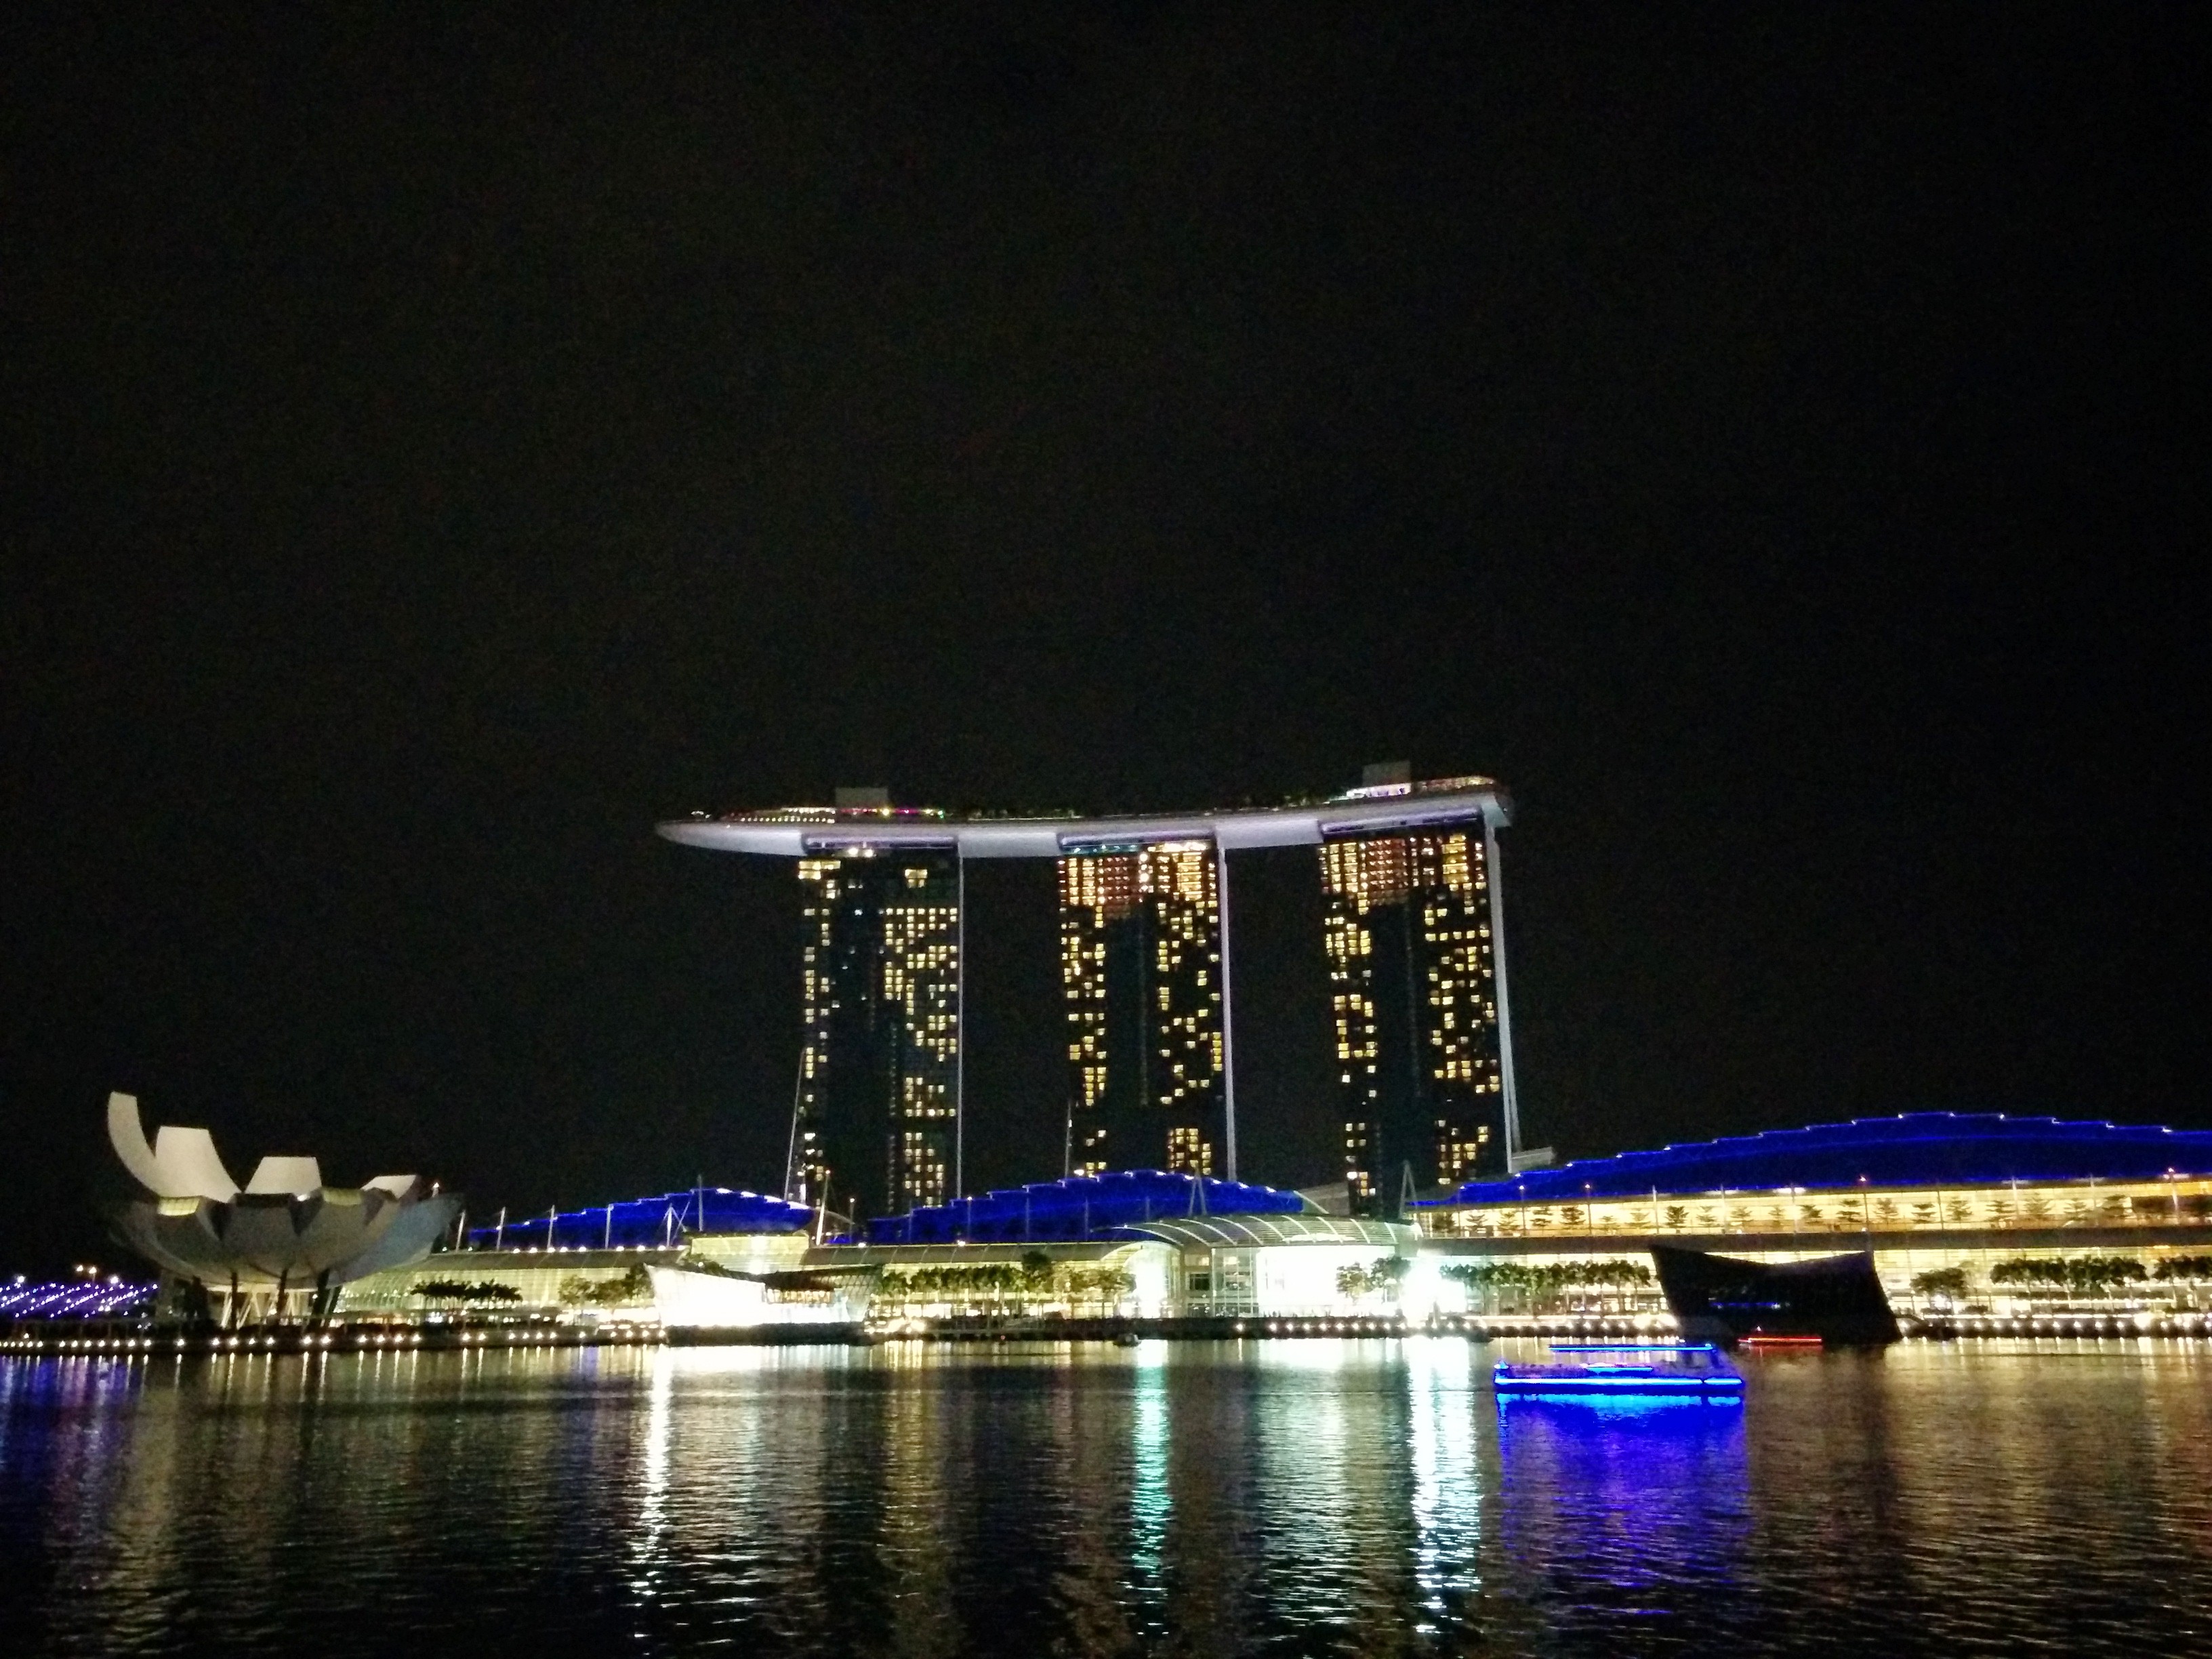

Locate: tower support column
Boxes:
[1483,813,1521,1166]
[1216,838,1238,1182]
[955,848,967,1198]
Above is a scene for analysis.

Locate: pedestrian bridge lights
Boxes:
[659,771,1519,1223]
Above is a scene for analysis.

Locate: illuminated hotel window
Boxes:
[1059,840,1225,1176]
[794,848,960,1222]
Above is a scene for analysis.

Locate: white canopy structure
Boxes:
[104,1092,459,1307]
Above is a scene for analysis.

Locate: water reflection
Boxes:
[879,1347,956,1659]
[1128,1343,1169,1617]
[626,1347,673,1618]
[1240,1339,1432,1654]
[1493,1372,1750,1648]
[1042,1345,1143,1656]
[7,1343,2212,1656]
[1406,1335,1483,1632]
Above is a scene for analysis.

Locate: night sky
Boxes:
[5,8,2205,1274]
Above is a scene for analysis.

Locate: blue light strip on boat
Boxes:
[1494,1378,1744,1398]
[1498,1389,1744,1408]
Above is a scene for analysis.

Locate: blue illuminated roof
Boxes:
[464,1187,813,1251]
[1441,1113,2212,1205]
[866,1170,1307,1246]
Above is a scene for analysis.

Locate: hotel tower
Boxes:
[791,801,962,1223]
[1059,840,1227,1178]
[1320,803,1509,1217]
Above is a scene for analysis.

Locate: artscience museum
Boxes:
[104,1091,458,1324]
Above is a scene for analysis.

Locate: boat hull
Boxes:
[1494,1374,1743,1398]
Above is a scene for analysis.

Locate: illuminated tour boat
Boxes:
[1492,1341,1746,1401]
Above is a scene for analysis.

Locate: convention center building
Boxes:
[312,1112,2212,1345]
[1414,1113,2212,1334]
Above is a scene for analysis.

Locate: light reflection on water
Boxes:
[1407,1336,1482,1633]
[4,1339,2211,1656]
[1494,1387,1750,1648]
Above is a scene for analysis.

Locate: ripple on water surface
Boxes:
[3,1338,2210,1656]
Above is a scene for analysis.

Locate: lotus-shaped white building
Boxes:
[105,1092,460,1321]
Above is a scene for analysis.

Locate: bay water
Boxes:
[4,1338,2208,1655]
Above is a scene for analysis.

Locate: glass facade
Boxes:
[1418,1175,2212,1328]
[1421,1173,2212,1244]
[1059,840,1225,1176]
[1322,829,1505,1218]
[794,849,960,1223]
[1416,1118,2212,1327]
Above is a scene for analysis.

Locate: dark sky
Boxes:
[4,7,2205,1274]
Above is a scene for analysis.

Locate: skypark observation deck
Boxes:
[656,778,1511,859]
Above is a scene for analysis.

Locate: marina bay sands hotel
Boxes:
[659,768,1519,1225]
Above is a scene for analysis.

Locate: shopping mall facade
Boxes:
[306,1113,2212,1344]
[1412,1113,2212,1334]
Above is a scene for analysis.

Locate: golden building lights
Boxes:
[665,773,1517,1220]
[794,848,960,1223]
[1322,826,1504,1217]
[1059,840,1225,1178]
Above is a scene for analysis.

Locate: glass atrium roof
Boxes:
[1438,1113,2212,1205]
[1124,1214,1415,1250]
